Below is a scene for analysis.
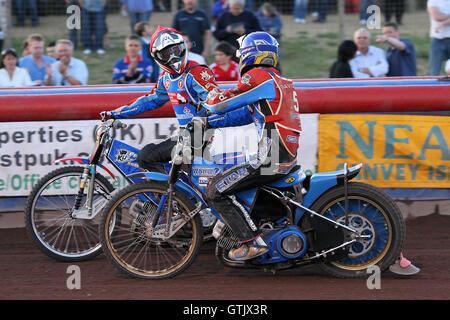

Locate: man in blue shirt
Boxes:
[113,35,159,84]
[19,34,56,85]
[172,0,211,60]
[376,22,417,77]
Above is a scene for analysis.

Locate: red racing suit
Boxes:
[204,66,302,242]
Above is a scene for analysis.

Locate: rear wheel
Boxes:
[99,181,203,279]
[308,182,405,278]
[24,166,114,261]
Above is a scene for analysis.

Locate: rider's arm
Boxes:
[111,74,170,118]
[207,105,254,128]
[189,66,253,128]
[204,68,276,115]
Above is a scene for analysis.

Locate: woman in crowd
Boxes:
[329,40,357,78]
[0,48,34,87]
[256,2,282,41]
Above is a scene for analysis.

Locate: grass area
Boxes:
[9,13,435,84]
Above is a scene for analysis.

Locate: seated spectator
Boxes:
[45,39,88,86]
[182,33,207,65]
[376,22,417,77]
[113,35,158,84]
[19,34,57,85]
[349,28,389,78]
[256,2,282,41]
[46,41,58,60]
[329,40,357,78]
[213,0,261,50]
[209,41,240,81]
[0,48,34,87]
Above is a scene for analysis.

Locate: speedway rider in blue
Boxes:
[102,26,251,173]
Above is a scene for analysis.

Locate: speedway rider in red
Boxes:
[102,26,251,173]
[202,32,302,261]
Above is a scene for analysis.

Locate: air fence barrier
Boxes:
[0,77,449,219]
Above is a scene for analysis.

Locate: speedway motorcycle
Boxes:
[24,117,217,262]
[98,121,405,279]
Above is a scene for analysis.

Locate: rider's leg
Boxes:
[137,138,176,173]
[206,163,284,260]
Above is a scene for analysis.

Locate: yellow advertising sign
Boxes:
[318,114,450,188]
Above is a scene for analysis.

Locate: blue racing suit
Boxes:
[110,60,252,172]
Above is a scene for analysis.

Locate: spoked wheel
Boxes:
[24,166,114,261]
[99,181,203,279]
[308,182,405,278]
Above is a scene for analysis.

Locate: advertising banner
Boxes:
[318,114,450,188]
[0,115,319,197]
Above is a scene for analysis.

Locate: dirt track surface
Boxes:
[0,213,449,301]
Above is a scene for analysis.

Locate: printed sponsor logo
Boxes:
[164,79,170,89]
[178,79,184,88]
[215,167,249,193]
[285,176,295,183]
[241,74,252,86]
[115,149,139,168]
[198,177,210,187]
[287,135,298,143]
[193,167,222,177]
[200,70,213,81]
[177,93,187,104]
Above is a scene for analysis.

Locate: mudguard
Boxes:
[53,157,116,179]
[303,164,363,208]
[126,171,209,209]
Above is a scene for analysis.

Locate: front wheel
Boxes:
[24,166,114,262]
[307,182,405,278]
[99,181,203,279]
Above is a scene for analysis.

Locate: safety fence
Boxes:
[0,77,449,212]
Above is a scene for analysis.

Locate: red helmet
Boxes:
[150,26,188,74]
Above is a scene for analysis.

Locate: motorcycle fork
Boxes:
[73,165,96,215]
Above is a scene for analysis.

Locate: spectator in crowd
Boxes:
[182,33,207,65]
[46,41,58,60]
[385,0,405,25]
[15,0,39,27]
[134,21,154,59]
[0,48,34,87]
[445,59,450,76]
[211,0,228,24]
[122,0,154,34]
[293,0,307,24]
[360,0,376,25]
[209,41,240,81]
[172,0,212,60]
[45,39,88,86]
[329,40,357,78]
[256,2,282,41]
[428,0,450,76]
[19,34,57,85]
[376,22,417,76]
[113,35,158,84]
[21,40,30,57]
[214,0,261,49]
[349,28,389,78]
[312,0,328,23]
[81,0,107,55]
[66,0,80,49]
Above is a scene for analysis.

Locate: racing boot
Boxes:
[228,236,269,261]
[389,252,421,276]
